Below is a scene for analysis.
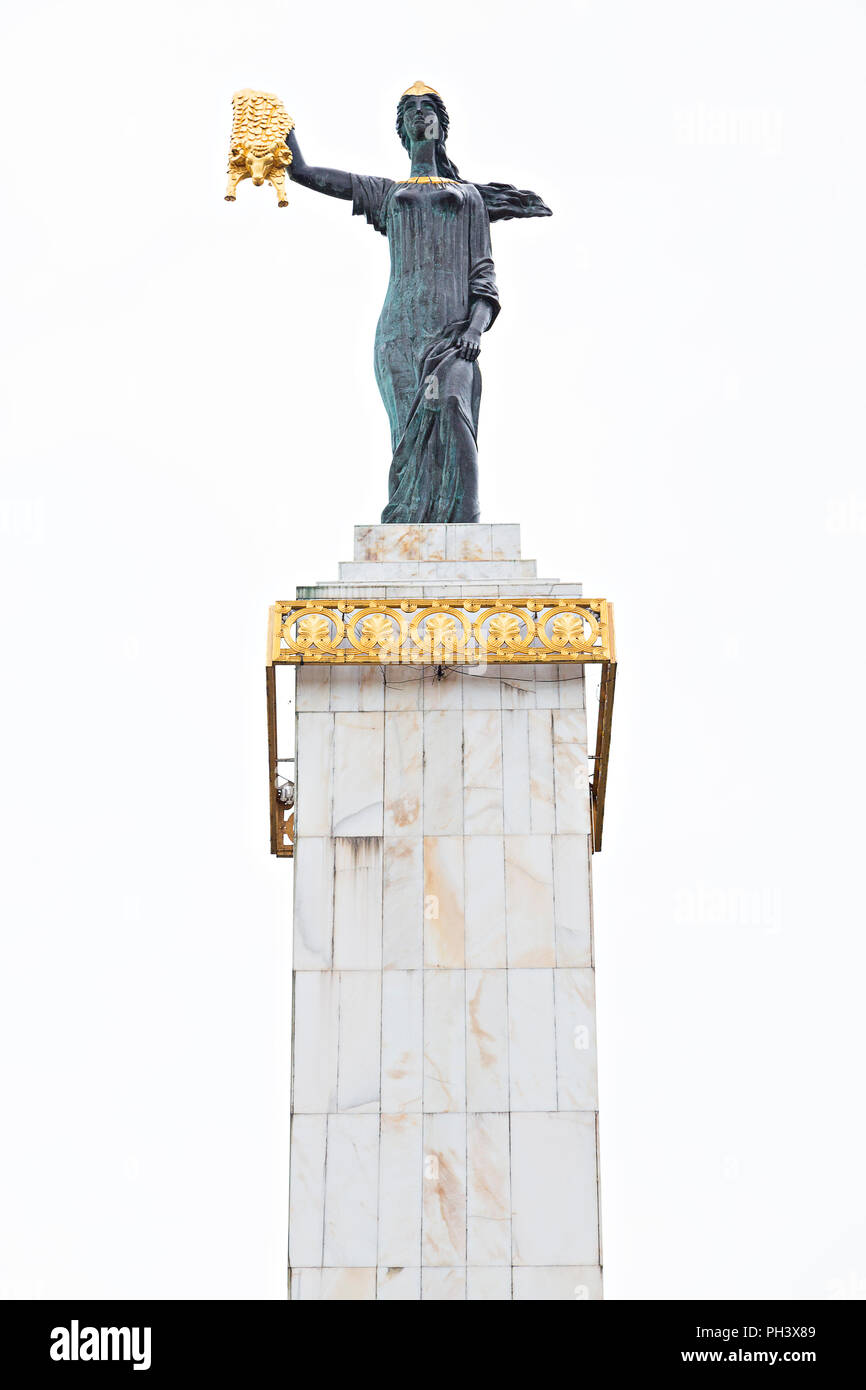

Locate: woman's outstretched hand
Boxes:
[286,129,303,170]
[453,328,481,361]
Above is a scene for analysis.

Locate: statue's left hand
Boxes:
[453,329,481,362]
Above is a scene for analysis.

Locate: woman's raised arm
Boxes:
[286,131,352,199]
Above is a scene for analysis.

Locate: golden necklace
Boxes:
[397,175,457,185]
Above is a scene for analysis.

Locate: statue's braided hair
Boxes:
[395,94,552,222]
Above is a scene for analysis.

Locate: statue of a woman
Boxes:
[287,81,551,524]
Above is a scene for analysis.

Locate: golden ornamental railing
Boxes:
[266,597,616,855]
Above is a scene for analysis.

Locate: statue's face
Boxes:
[403,96,440,144]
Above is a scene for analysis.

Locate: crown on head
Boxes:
[401,80,440,97]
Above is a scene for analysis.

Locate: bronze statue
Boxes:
[273,81,551,521]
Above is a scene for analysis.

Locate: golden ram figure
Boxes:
[225,89,294,207]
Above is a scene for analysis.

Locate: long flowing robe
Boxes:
[351,175,500,523]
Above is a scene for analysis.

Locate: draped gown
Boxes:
[351,175,501,524]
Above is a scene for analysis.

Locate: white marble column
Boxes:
[288,524,602,1301]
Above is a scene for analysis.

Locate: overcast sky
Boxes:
[1,0,865,1299]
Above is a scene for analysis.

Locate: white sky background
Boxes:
[1,0,865,1299]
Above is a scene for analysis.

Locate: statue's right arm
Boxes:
[286,131,352,200]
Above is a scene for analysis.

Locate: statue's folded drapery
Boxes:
[351,174,500,523]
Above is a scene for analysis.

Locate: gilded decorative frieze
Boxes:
[267,598,615,666]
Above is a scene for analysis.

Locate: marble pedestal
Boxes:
[287,524,602,1301]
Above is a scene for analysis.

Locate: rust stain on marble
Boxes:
[395,527,422,559]
[390,794,420,828]
[467,979,497,1069]
[423,838,464,967]
[387,1050,411,1081]
[428,1149,464,1257]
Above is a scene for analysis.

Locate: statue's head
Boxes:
[397,81,449,151]
[396,81,461,180]
[391,78,551,218]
